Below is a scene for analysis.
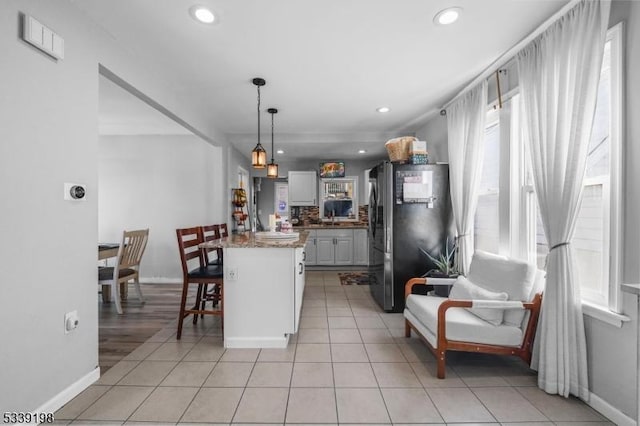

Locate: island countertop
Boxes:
[201,230,309,249]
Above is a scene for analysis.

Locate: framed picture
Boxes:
[319,161,345,178]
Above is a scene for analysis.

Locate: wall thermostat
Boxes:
[64,183,87,201]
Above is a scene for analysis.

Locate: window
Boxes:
[526,25,623,312]
[474,109,500,254]
[465,24,623,317]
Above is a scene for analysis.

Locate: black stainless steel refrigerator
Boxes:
[368,162,454,312]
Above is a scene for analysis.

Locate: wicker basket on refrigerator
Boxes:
[385,136,416,163]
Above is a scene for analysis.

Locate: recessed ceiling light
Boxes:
[358,150,367,154]
[277,149,284,154]
[434,7,462,25]
[376,107,390,113]
[189,5,215,24]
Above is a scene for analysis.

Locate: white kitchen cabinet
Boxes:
[315,229,354,265]
[304,230,317,265]
[293,247,305,332]
[224,246,306,348]
[335,237,353,265]
[288,171,317,206]
[353,228,369,265]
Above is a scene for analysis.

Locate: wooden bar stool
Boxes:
[202,224,222,265]
[175,226,224,339]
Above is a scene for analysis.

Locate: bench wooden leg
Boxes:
[437,350,446,379]
[405,320,411,337]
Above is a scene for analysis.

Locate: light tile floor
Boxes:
[55,271,613,425]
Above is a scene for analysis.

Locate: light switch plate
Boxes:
[22,14,64,60]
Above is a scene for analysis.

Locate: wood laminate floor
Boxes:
[99,283,183,372]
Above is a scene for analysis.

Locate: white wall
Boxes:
[415,115,449,163]
[99,135,225,281]
[0,0,227,413]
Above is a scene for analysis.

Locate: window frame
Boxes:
[481,23,625,321]
[604,22,624,315]
[520,23,625,317]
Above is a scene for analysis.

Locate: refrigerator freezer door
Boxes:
[369,246,393,311]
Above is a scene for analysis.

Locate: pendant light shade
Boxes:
[251,78,267,169]
[267,108,279,178]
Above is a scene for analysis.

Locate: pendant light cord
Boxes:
[271,112,275,162]
[257,85,261,146]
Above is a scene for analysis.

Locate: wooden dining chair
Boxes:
[176,226,224,339]
[98,228,149,314]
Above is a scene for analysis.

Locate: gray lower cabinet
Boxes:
[353,228,369,266]
[315,229,354,265]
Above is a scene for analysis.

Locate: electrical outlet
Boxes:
[64,310,79,334]
[227,267,238,281]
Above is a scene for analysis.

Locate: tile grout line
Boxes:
[123,330,202,423]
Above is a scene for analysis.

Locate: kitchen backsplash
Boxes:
[292,205,368,226]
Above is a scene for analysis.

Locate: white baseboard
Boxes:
[139,277,181,284]
[34,367,100,420]
[588,391,636,426]
[225,336,290,348]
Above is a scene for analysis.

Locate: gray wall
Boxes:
[281,158,383,201]
[0,0,227,412]
[413,2,640,419]
[584,1,639,420]
[256,177,288,230]
[99,135,225,281]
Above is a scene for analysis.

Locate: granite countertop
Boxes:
[294,223,368,229]
[204,231,309,249]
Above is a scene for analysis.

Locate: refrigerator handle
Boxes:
[385,227,391,253]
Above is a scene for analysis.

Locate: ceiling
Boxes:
[86,0,570,161]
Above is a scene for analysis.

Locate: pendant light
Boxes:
[251,77,267,169]
[266,108,279,178]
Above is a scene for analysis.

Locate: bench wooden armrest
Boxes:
[404,277,427,299]
[436,293,543,350]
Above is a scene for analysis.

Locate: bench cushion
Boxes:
[405,294,523,347]
[467,250,537,326]
[449,275,509,325]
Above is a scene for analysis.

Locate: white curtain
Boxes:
[447,81,487,274]
[517,0,610,399]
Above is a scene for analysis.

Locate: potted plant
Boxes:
[420,238,459,296]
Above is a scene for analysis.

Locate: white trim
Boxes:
[607,22,625,314]
[33,367,100,420]
[582,301,630,328]
[140,277,181,284]
[224,335,290,348]
[587,391,635,426]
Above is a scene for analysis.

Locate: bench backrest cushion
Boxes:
[466,250,537,327]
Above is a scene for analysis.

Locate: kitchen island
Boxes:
[212,231,309,348]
